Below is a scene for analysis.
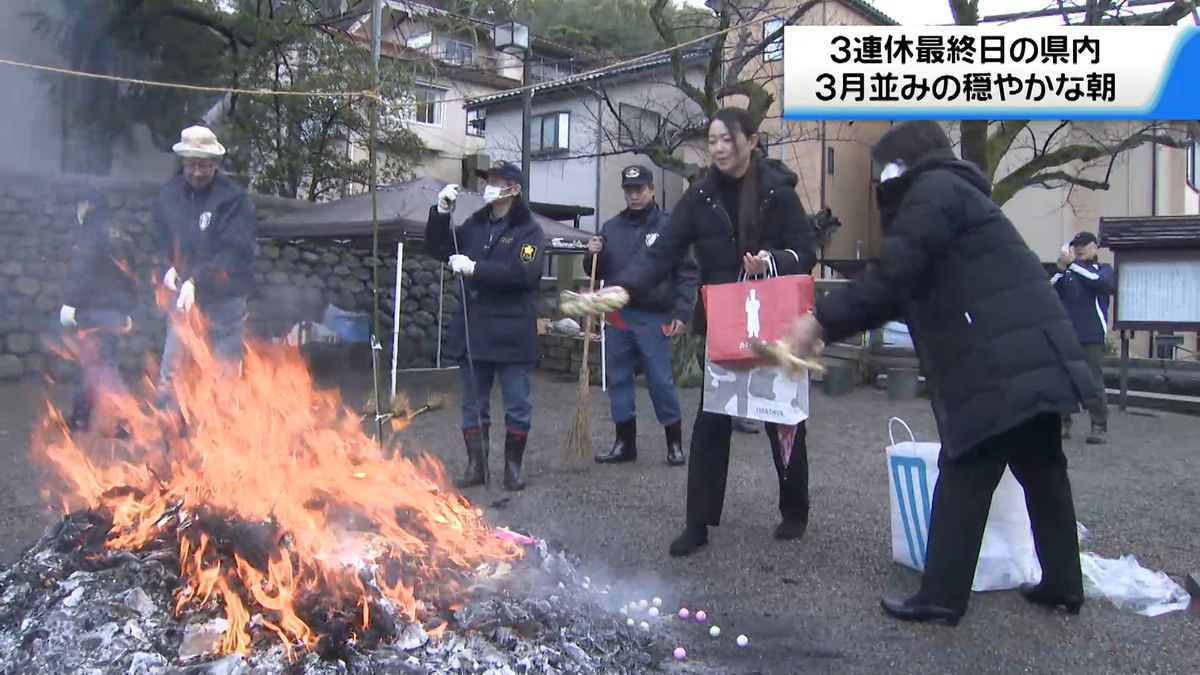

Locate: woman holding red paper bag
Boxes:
[786,121,1092,626]
[598,108,818,557]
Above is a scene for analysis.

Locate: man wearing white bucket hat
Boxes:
[154,125,256,410]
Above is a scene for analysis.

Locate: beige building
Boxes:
[331,1,604,189]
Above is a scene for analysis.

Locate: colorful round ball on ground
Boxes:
[678,608,690,620]
[673,647,687,661]
[626,618,635,627]
[648,607,660,618]
[695,610,708,623]
[709,626,721,638]
[639,621,650,631]
[638,599,649,610]
[737,634,749,647]
[653,597,663,607]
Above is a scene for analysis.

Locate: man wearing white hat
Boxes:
[154,125,256,409]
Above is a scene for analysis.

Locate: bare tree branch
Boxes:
[724,0,820,81]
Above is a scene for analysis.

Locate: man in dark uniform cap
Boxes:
[426,161,545,491]
[586,165,698,465]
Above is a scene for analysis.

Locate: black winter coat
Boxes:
[65,193,137,314]
[616,154,817,335]
[814,150,1098,459]
[583,204,699,322]
[153,172,256,304]
[425,198,545,364]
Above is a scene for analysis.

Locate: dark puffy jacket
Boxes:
[153,172,256,304]
[583,204,699,322]
[814,149,1097,459]
[1053,259,1114,344]
[425,198,545,364]
[615,154,817,335]
[65,190,137,314]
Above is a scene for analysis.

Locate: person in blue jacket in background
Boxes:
[1053,231,1115,444]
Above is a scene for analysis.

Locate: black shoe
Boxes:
[731,417,759,434]
[668,523,708,557]
[1018,583,1083,614]
[454,427,488,489]
[1085,425,1106,445]
[880,594,963,626]
[774,516,808,540]
[665,420,685,466]
[596,420,637,463]
[503,430,527,492]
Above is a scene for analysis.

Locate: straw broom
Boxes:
[563,253,601,467]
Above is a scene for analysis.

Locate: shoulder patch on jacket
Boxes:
[520,243,537,263]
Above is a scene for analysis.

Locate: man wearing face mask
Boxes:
[426,162,545,492]
[584,165,698,466]
[785,120,1093,625]
[153,126,257,415]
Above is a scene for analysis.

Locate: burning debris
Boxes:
[3,309,674,672]
[0,519,667,673]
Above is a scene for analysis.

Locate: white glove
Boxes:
[449,254,475,276]
[176,279,196,312]
[164,267,180,292]
[60,305,77,328]
[437,184,459,214]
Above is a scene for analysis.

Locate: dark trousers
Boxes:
[919,413,1083,612]
[1063,343,1108,429]
[604,308,683,425]
[70,310,128,426]
[458,360,533,433]
[686,351,809,526]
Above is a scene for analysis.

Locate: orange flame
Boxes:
[33,297,521,657]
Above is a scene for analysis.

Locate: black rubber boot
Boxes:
[596,420,637,463]
[503,430,527,491]
[665,420,685,466]
[454,427,488,489]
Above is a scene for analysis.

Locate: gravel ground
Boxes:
[1,371,1196,674]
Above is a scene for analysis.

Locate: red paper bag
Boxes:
[702,274,814,364]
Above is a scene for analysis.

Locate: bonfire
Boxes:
[0,298,666,673]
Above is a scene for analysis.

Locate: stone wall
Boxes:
[539,334,603,383]
[0,169,459,381]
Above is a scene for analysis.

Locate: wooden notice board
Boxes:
[1099,216,1200,410]
[1113,249,1200,330]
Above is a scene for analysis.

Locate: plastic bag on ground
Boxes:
[1080,552,1192,617]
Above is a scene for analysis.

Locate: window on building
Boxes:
[441,40,475,66]
[764,18,784,62]
[406,31,432,50]
[402,85,445,126]
[466,107,486,137]
[532,112,570,155]
[618,104,662,148]
[1188,141,1199,191]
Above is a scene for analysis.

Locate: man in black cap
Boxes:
[426,161,545,491]
[585,165,698,466]
[1053,231,1115,444]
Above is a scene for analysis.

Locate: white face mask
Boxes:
[880,162,905,182]
[483,185,511,203]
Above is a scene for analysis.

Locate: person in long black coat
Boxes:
[59,187,137,433]
[425,162,545,492]
[601,108,819,556]
[787,120,1094,624]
